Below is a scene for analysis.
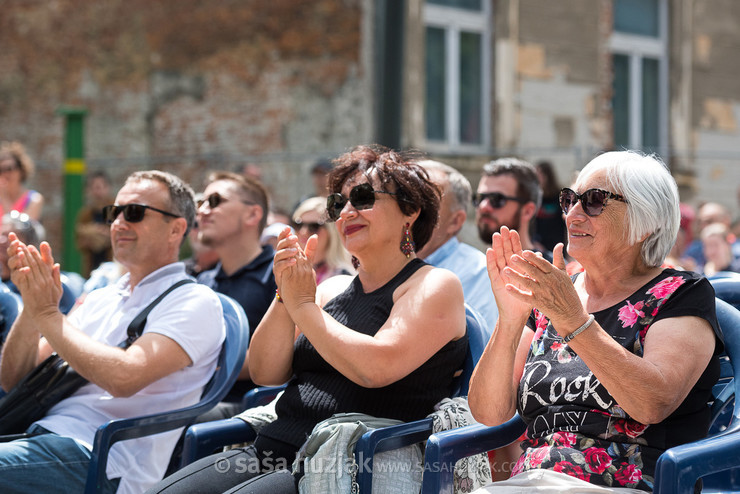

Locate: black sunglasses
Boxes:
[473,192,526,209]
[197,192,255,210]
[102,204,181,225]
[293,220,325,234]
[559,187,628,217]
[326,183,399,221]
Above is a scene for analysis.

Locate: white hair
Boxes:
[577,151,680,268]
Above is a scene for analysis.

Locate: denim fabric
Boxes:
[0,425,120,494]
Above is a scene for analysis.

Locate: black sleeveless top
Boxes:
[258,258,468,450]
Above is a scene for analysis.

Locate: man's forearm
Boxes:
[0,312,46,391]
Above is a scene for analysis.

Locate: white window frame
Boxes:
[423,1,492,153]
[608,0,669,152]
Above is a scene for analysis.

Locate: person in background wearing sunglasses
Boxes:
[194,171,277,420]
[291,196,354,285]
[0,170,225,493]
[149,145,468,494]
[468,151,721,492]
[416,160,497,339]
[0,141,44,222]
[474,157,550,260]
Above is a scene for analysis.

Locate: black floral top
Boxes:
[514,269,722,491]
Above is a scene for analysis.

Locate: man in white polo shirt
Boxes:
[0,171,225,494]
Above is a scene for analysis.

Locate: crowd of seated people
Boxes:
[0,141,736,493]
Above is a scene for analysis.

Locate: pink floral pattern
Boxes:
[584,447,612,474]
[646,276,685,300]
[516,269,707,492]
[618,300,645,328]
[614,463,643,486]
[553,461,589,481]
[612,418,649,438]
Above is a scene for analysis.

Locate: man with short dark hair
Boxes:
[196,172,276,414]
[0,170,225,493]
[475,157,547,256]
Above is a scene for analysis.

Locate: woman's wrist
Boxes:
[563,314,596,343]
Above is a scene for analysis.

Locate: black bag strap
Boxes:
[122,279,195,348]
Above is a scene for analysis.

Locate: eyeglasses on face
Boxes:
[559,187,628,217]
[325,183,399,222]
[293,219,325,234]
[473,192,526,209]
[197,192,256,210]
[0,163,18,174]
[102,204,181,225]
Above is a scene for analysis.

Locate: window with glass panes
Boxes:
[424,0,491,149]
[610,0,667,152]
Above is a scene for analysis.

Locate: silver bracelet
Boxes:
[563,314,595,343]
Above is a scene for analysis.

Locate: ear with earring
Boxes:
[400,222,415,257]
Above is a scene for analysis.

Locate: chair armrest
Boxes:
[85,405,217,494]
[355,418,434,494]
[421,415,526,494]
[180,418,257,469]
[654,428,740,494]
[241,385,287,410]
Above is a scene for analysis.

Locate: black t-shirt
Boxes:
[514,269,721,490]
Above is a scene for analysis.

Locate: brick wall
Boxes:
[0,0,370,258]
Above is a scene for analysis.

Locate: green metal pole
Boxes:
[57,107,87,274]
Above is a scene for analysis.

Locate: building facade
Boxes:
[1,0,738,258]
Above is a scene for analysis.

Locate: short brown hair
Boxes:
[207,171,270,234]
[328,145,440,251]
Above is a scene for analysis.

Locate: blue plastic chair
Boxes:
[712,277,740,310]
[83,293,249,494]
[179,304,490,475]
[0,284,23,399]
[420,297,740,494]
[0,283,23,345]
[353,304,489,493]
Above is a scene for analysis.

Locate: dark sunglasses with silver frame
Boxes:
[102,204,181,225]
[559,187,628,217]
[325,183,402,222]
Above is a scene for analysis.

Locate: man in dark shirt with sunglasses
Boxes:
[195,171,277,418]
[474,157,552,261]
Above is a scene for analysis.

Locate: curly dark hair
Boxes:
[328,144,441,251]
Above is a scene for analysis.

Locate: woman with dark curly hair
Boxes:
[149,145,468,493]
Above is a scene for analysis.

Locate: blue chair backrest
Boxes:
[0,283,22,346]
[709,298,740,432]
[200,293,250,402]
[712,277,740,311]
[692,297,740,491]
[451,304,489,397]
[83,292,249,493]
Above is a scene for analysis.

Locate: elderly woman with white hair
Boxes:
[469,151,722,492]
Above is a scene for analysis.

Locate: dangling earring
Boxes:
[400,222,415,257]
[351,256,360,269]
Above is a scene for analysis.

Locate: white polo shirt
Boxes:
[36,262,225,494]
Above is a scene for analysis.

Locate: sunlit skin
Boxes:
[294,210,328,266]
